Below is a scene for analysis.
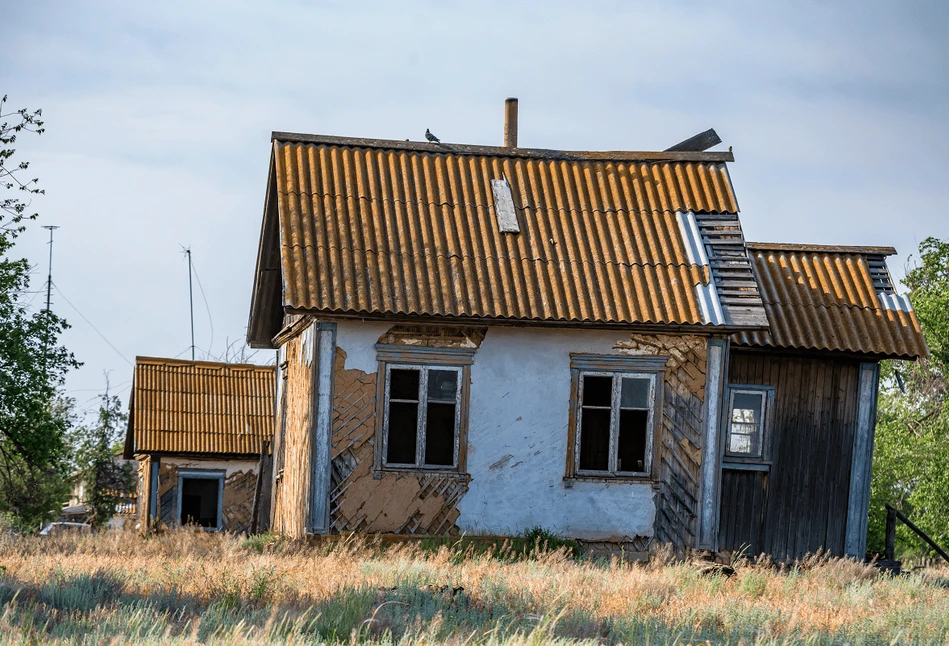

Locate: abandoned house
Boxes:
[246,100,927,560]
[124,356,275,533]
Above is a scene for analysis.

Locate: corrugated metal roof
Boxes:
[126,357,275,456]
[251,133,756,343]
[732,245,928,359]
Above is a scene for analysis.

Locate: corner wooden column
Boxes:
[844,362,880,558]
[308,322,337,534]
[698,338,728,550]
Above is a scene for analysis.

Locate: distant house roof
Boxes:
[247,132,768,347]
[124,357,275,458]
[732,243,929,360]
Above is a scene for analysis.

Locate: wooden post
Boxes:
[885,504,897,561]
[251,440,273,534]
[845,363,880,557]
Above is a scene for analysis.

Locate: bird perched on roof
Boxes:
[425,128,440,143]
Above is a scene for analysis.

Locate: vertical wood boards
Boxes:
[720,351,863,561]
[270,326,316,537]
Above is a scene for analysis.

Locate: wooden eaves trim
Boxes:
[282,309,771,335]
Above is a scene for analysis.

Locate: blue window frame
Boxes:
[177,469,225,530]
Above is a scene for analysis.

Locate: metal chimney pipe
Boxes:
[503,98,518,147]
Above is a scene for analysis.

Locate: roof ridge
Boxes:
[135,356,275,371]
[747,242,897,256]
[272,132,735,164]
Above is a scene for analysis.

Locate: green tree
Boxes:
[73,388,135,527]
[869,237,949,554]
[0,95,79,531]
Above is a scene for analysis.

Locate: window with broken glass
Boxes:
[724,388,770,460]
[382,364,463,469]
[575,371,658,477]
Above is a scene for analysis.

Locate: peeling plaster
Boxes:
[161,457,258,477]
[331,321,665,540]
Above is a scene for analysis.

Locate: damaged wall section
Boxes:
[328,325,485,534]
[316,322,708,549]
[153,457,259,533]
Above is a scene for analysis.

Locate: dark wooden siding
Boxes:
[719,469,767,556]
[720,351,861,561]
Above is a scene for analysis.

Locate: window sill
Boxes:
[563,476,659,489]
[722,461,771,472]
[374,468,471,482]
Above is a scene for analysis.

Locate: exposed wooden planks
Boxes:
[630,333,707,554]
[665,129,722,153]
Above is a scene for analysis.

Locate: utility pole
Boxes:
[42,225,59,311]
[185,248,195,361]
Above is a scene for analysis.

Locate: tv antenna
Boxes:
[42,225,59,311]
[182,246,195,361]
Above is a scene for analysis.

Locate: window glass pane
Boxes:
[729,391,764,456]
[428,370,458,402]
[729,433,752,454]
[180,478,219,528]
[390,368,420,400]
[620,377,650,409]
[424,402,456,466]
[386,402,418,463]
[582,375,613,407]
[617,409,649,473]
[732,392,762,423]
[579,408,610,470]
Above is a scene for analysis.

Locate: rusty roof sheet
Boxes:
[125,357,275,457]
[249,133,753,344]
[732,245,928,359]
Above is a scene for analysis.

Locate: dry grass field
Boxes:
[0,530,946,645]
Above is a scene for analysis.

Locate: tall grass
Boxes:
[0,530,946,644]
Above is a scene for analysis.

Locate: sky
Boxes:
[3,0,949,419]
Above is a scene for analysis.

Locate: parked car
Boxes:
[39,522,92,536]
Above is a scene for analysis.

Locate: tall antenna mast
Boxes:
[185,248,195,361]
[42,225,59,311]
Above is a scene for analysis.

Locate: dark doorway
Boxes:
[180,477,221,528]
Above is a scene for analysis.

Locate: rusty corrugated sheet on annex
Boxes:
[272,138,739,326]
[129,357,275,455]
[732,246,928,359]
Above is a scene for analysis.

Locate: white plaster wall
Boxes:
[335,320,392,373]
[162,457,258,477]
[461,327,657,540]
[334,321,663,540]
